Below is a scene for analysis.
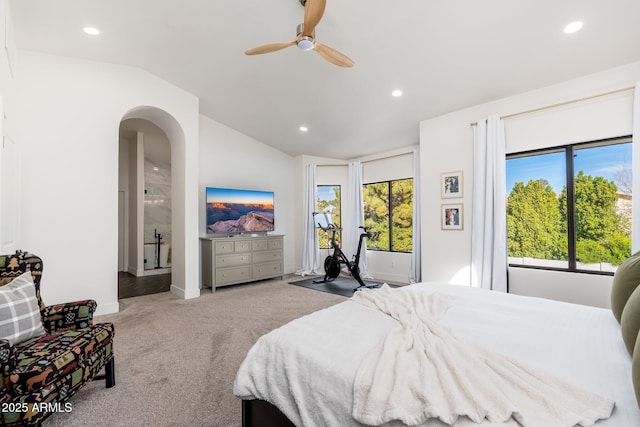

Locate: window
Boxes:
[363,178,413,252]
[506,136,632,273]
[316,185,341,249]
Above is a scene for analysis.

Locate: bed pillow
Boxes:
[611,251,640,323]
[622,286,640,356]
[0,271,46,345]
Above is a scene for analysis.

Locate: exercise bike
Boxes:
[313,212,377,291]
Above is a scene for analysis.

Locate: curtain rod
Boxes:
[469,85,635,126]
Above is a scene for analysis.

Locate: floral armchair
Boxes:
[0,251,115,426]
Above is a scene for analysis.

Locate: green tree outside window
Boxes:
[363,178,413,252]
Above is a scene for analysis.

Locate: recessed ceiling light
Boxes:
[83,27,100,36]
[392,89,403,97]
[299,126,308,132]
[563,21,583,34]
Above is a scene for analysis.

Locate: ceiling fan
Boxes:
[244,0,354,68]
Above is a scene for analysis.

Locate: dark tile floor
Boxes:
[118,271,171,299]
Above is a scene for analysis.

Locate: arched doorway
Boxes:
[117,106,188,299]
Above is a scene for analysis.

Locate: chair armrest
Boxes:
[0,339,15,391]
[42,300,97,333]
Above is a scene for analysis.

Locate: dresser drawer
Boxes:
[253,250,282,264]
[252,239,268,251]
[252,261,283,280]
[268,238,283,250]
[216,253,251,268]
[234,240,252,252]
[214,240,234,254]
[216,266,251,285]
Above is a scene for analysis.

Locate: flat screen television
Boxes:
[206,187,274,234]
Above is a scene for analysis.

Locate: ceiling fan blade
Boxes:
[302,0,326,37]
[245,39,297,55]
[314,42,354,67]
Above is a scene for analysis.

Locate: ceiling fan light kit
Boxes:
[297,36,315,51]
[244,0,354,67]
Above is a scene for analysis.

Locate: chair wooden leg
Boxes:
[105,358,115,388]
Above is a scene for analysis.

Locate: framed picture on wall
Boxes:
[441,171,463,198]
[441,203,463,230]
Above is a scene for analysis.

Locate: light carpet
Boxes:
[43,277,344,427]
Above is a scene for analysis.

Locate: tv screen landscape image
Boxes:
[206,187,274,234]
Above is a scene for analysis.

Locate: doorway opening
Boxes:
[117,118,173,299]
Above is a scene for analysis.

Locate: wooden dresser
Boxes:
[200,235,284,291]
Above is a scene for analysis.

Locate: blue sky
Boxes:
[206,187,273,204]
[506,143,632,194]
[317,185,338,201]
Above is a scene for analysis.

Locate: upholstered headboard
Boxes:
[611,251,640,408]
[634,329,640,408]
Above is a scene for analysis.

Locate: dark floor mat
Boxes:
[289,276,386,297]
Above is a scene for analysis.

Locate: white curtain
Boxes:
[297,163,320,275]
[409,148,422,283]
[346,161,371,278]
[633,82,640,253]
[471,115,508,292]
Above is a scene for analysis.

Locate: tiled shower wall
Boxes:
[144,158,171,268]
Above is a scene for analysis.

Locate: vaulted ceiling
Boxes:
[11,0,640,159]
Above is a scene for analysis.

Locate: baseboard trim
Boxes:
[366,272,409,285]
[95,301,120,316]
[127,266,144,277]
[143,267,171,276]
[170,284,200,300]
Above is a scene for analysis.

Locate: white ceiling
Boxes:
[10,0,640,160]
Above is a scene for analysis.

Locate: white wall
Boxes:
[0,0,19,253]
[198,115,296,282]
[0,0,15,125]
[117,137,129,271]
[127,132,144,275]
[420,61,640,308]
[13,50,200,315]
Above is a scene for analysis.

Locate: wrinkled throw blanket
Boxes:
[350,284,614,427]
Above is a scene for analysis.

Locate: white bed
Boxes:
[234,282,639,426]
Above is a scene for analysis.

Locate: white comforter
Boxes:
[233,283,639,427]
[350,285,612,426]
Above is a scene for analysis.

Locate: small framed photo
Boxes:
[441,171,463,198]
[441,203,463,230]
